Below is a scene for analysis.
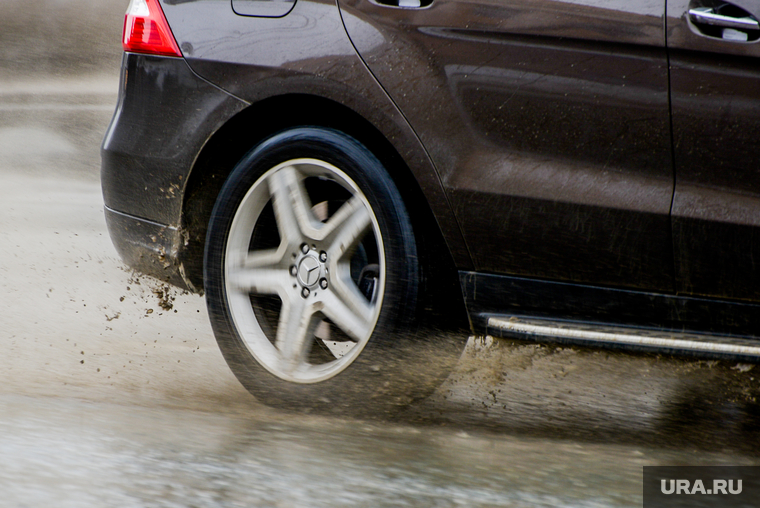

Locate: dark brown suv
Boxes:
[103,0,760,411]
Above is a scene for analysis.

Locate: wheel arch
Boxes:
[179,92,470,330]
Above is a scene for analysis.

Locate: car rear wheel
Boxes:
[204,127,454,413]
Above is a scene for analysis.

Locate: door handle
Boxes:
[688,6,759,31]
[374,0,428,7]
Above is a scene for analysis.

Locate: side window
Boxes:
[232,0,295,18]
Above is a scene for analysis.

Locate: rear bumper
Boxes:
[101,52,247,289]
[104,206,196,291]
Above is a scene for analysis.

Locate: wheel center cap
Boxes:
[297,255,321,287]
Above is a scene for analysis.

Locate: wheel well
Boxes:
[180,93,468,330]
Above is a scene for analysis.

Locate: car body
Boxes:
[103,0,760,409]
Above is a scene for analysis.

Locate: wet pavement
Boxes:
[2,1,760,507]
[6,388,755,508]
[1,393,648,508]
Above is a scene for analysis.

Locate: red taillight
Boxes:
[123,0,182,57]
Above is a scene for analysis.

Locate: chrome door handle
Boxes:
[688,7,760,31]
[375,0,425,7]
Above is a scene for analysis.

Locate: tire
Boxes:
[204,127,456,414]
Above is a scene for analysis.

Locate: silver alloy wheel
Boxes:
[224,158,385,383]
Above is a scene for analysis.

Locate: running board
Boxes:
[487,316,760,361]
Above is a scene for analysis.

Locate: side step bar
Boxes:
[487,316,760,361]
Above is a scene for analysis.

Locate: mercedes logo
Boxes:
[297,256,321,287]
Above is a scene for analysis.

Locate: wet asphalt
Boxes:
[1,1,760,507]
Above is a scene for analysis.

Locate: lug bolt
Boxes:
[319,278,328,289]
[319,251,327,262]
[301,287,310,298]
[301,243,309,254]
[290,265,297,276]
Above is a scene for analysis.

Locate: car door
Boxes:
[668,0,760,301]
[339,0,675,292]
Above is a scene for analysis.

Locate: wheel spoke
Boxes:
[227,267,290,296]
[321,198,376,342]
[275,295,319,372]
[227,246,290,296]
[267,165,334,246]
[321,277,374,342]
[267,166,308,247]
[325,202,372,261]
[310,195,364,242]
[243,248,284,269]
